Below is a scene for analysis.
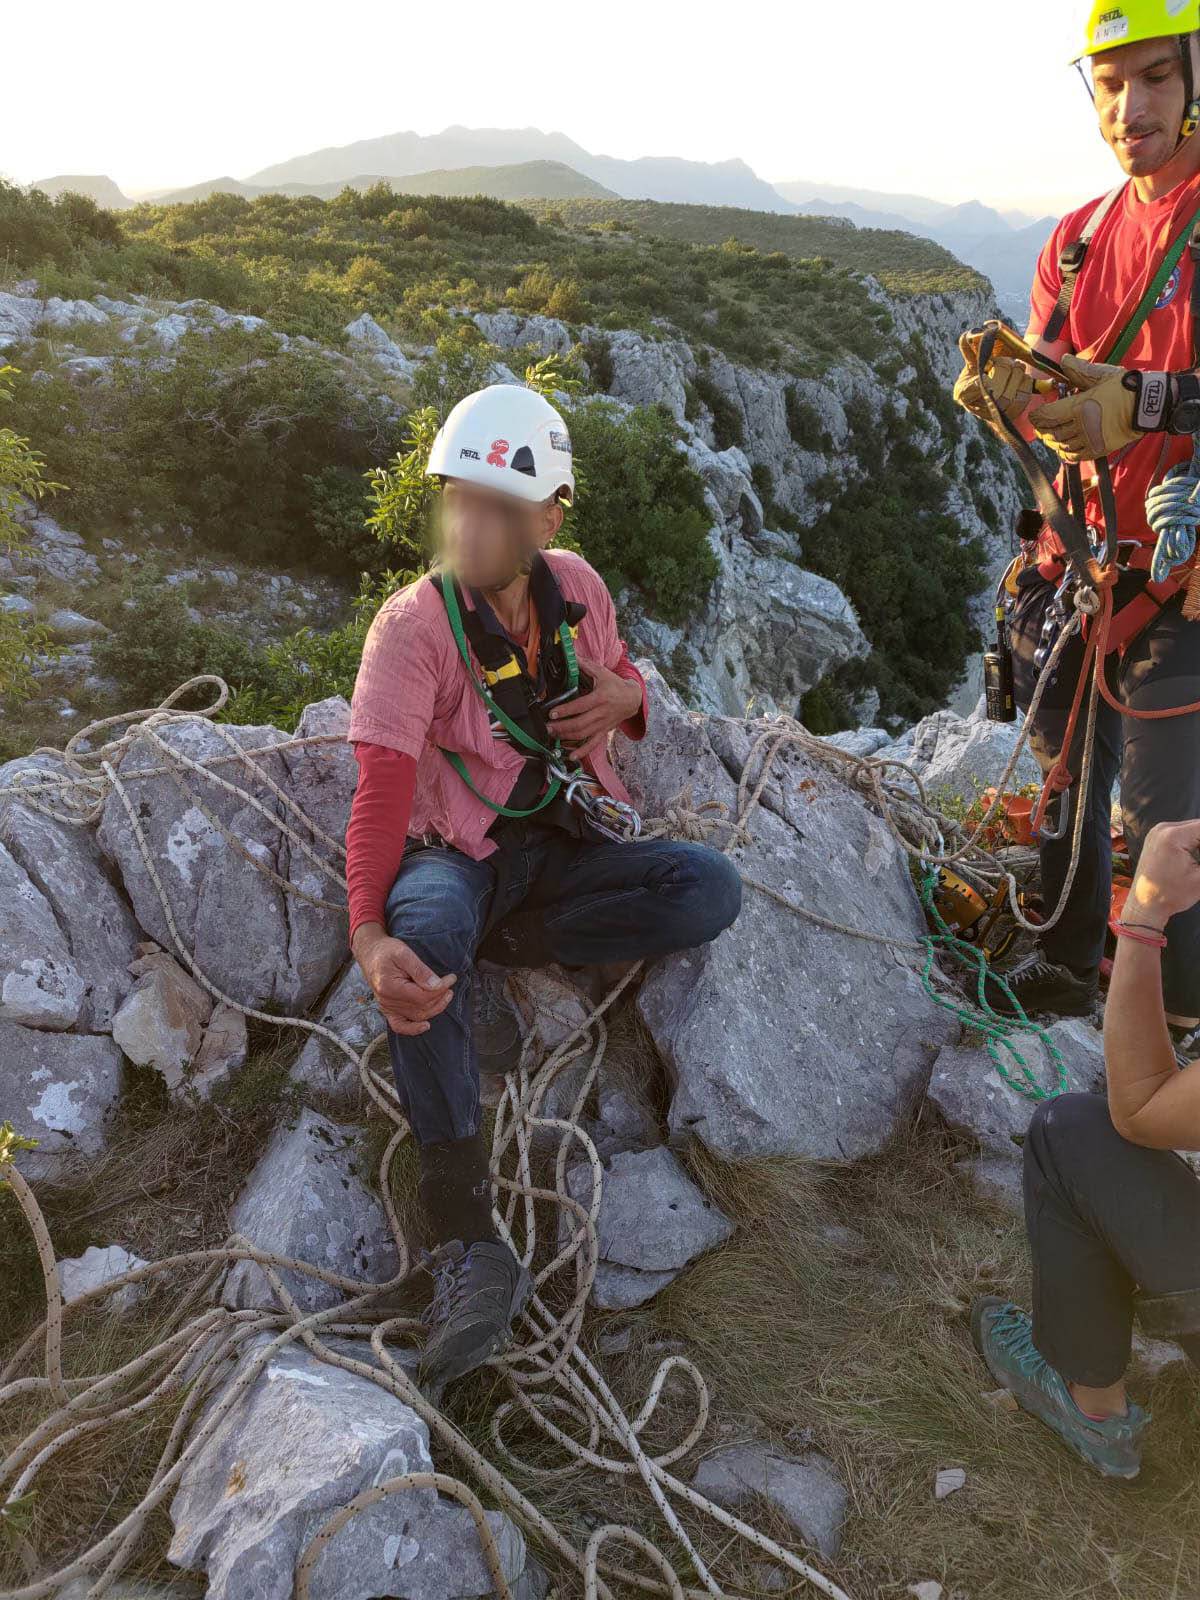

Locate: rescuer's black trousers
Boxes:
[1010,571,1200,1018]
[1024,1092,1200,1385]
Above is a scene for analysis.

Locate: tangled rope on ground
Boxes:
[0,654,1083,1596]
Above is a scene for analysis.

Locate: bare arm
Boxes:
[1105,820,1200,1149]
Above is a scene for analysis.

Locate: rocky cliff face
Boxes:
[474,288,1024,717]
[2,274,1021,731]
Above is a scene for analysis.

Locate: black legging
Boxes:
[1025,1092,1200,1386]
[1010,572,1200,1016]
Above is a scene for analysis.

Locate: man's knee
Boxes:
[385,859,487,970]
[667,844,742,943]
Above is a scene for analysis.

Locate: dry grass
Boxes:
[4,1017,1198,1598]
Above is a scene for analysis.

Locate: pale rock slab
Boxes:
[0,1021,123,1180]
[222,1109,398,1314]
[168,1335,535,1600]
[691,1442,847,1559]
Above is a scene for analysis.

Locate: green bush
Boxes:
[692,371,744,451]
[784,388,832,452]
[800,409,986,722]
[564,401,716,623]
[14,326,398,569]
[0,364,59,704]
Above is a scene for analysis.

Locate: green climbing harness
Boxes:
[431,560,642,841]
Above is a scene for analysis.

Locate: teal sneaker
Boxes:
[971,1296,1148,1480]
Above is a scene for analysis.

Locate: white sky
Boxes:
[4,0,1117,217]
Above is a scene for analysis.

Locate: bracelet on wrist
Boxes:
[1112,920,1168,949]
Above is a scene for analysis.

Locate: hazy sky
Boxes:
[6,0,1118,217]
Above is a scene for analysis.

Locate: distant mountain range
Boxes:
[29,127,1066,313]
[138,160,617,207]
[30,174,133,209]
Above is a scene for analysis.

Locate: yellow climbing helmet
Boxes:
[1074,0,1200,61]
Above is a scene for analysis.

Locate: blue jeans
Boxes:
[384,824,742,1145]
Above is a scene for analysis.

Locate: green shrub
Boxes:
[14,326,398,569]
[564,401,717,623]
[692,370,744,450]
[0,364,59,704]
[784,388,832,452]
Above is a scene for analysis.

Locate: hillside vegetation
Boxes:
[4,179,891,368]
[522,197,989,297]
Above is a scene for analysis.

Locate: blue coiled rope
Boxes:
[1146,446,1200,582]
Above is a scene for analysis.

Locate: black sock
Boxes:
[418,1133,497,1249]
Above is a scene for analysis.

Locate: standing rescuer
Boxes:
[954,0,1200,1038]
[345,383,742,1391]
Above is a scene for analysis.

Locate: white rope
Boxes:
[0,679,856,1600]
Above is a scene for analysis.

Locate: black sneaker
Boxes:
[472,970,524,1075]
[985,951,1098,1019]
[419,1238,531,1392]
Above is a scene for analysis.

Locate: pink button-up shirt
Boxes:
[348,549,644,861]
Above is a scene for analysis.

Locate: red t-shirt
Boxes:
[1029,172,1200,545]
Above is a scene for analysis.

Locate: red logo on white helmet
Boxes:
[487,438,510,467]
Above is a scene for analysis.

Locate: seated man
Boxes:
[346,382,743,1390]
[973,820,1200,1480]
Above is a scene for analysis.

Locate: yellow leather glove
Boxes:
[1031,353,1167,463]
[953,330,1036,425]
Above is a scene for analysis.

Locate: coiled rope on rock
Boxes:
[0,657,1088,1598]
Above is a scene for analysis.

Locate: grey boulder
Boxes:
[562,1145,733,1309]
[928,1019,1105,1160]
[0,840,86,1028]
[222,1109,398,1313]
[0,753,141,1032]
[0,1021,123,1180]
[168,1335,533,1600]
[876,702,1042,806]
[691,1442,847,1560]
[292,961,381,1106]
[618,670,958,1161]
[97,706,352,1015]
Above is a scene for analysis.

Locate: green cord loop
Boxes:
[917,866,1068,1103]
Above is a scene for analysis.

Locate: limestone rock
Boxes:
[0,841,85,1029]
[0,754,140,1032]
[97,709,351,1015]
[954,1155,1023,1215]
[563,1145,733,1309]
[934,1466,966,1499]
[41,296,109,331]
[291,962,380,1106]
[191,1002,248,1098]
[620,669,958,1161]
[222,1109,398,1314]
[928,1020,1105,1160]
[0,290,43,348]
[472,310,573,356]
[111,952,213,1091]
[7,506,100,584]
[602,328,691,418]
[345,313,417,380]
[168,1335,534,1600]
[690,1442,846,1559]
[0,592,35,617]
[877,702,1042,804]
[58,1242,148,1314]
[0,1022,123,1181]
[46,607,107,641]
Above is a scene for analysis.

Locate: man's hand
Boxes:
[1127,819,1200,930]
[547,658,643,761]
[953,330,1036,426]
[1030,354,1156,462]
[352,924,456,1036]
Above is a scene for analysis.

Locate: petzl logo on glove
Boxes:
[487,438,510,467]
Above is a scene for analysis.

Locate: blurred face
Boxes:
[1092,35,1194,176]
[437,479,563,591]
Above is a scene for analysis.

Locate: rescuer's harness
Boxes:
[429,557,642,842]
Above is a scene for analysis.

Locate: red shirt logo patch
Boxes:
[487,438,510,467]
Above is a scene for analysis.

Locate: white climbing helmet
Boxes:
[426,383,575,506]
